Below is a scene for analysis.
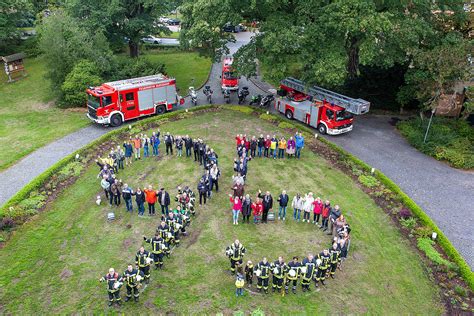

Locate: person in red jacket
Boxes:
[235,134,242,147]
[312,197,323,225]
[144,185,158,216]
[264,135,271,158]
[320,200,331,230]
[251,197,263,224]
[229,194,242,225]
[244,136,250,151]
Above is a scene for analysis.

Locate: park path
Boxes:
[1,31,473,270]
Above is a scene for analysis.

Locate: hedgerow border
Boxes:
[1,104,472,291]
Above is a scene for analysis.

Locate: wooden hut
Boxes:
[2,53,27,82]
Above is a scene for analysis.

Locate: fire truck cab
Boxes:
[221,56,239,91]
[86,74,183,126]
[276,77,370,135]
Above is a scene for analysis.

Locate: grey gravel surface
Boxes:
[1,31,473,270]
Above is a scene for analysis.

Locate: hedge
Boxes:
[2,104,473,290]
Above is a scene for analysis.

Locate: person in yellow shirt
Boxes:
[270,135,277,159]
[278,137,287,159]
[235,273,245,296]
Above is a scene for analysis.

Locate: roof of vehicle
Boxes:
[89,74,173,93]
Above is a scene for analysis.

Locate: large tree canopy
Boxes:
[0,0,31,54]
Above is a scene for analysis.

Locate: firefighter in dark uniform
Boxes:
[135,246,151,284]
[256,257,271,294]
[285,256,301,294]
[301,254,316,292]
[315,248,331,286]
[144,232,166,269]
[122,264,144,302]
[99,268,123,306]
[329,242,340,278]
[225,239,246,274]
[165,212,180,247]
[157,220,172,257]
[271,256,287,293]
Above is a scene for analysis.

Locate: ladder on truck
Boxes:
[281,77,370,115]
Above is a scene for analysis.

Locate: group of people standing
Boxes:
[97,132,220,307]
[234,133,305,160]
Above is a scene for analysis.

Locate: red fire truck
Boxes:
[86,74,184,126]
[275,77,370,135]
[220,56,239,92]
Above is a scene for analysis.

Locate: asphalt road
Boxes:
[1,31,473,270]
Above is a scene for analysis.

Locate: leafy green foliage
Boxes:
[454,285,467,297]
[400,217,417,229]
[226,105,254,114]
[397,117,474,169]
[277,121,294,130]
[413,226,432,239]
[358,175,380,188]
[0,0,31,54]
[259,113,276,122]
[38,9,112,94]
[107,57,166,82]
[417,238,456,270]
[61,60,103,107]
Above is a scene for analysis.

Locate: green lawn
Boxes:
[0,57,89,171]
[0,110,443,314]
[144,50,211,93]
[0,51,211,171]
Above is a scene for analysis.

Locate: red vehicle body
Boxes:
[86,74,184,126]
[275,77,370,135]
[221,56,239,91]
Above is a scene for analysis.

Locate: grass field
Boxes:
[0,51,211,171]
[0,110,443,314]
[0,57,89,171]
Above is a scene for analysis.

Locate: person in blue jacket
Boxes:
[123,141,134,166]
[295,132,305,159]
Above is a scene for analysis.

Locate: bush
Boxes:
[399,208,412,219]
[107,57,166,81]
[454,285,467,297]
[400,217,417,229]
[397,117,474,169]
[413,226,432,239]
[259,113,277,122]
[227,106,254,114]
[278,121,295,130]
[0,217,15,230]
[358,175,380,188]
[417,238,456,270]
[60,60,103,108]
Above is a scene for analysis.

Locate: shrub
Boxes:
[61,60,103,108]
[0,217,15,230]
[108,57,166,81]
[278,121,295,130]
[358,175,380,188]
[454,285,467,297]
[227,106,254,114]
[400,217,417,229]
[399,208,412,219]
[413,226,432,239]
[417,238,456,270]
[397,117,474,169]
[259,113,277,122]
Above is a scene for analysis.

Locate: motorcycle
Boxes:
[237,87,249,104]
[203,85,213,104]
[189,86,198,106]
[260,94,275,107]
[223,88,231,104]
[249,94,262,106]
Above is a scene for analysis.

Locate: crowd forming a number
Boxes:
[226,133,352,295]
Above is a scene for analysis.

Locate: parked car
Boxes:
[167,19,180,25]
[159,17,170,23]
[141,35,162,45]
[223,23,246,33]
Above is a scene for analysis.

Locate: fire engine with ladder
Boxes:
[276,77,370,135]
[220,56,239,92]
[86,74,184,126]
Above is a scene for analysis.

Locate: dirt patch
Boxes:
[30,100,54,111]
[122,238,133,249]
[185,228,201,249]
[59,269,73,280]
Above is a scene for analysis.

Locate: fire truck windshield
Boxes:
[223,71,237,80]
[87,94,101,109]
[336,109,354,121]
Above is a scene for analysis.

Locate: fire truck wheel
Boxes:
[318,124,327,135]
[285,110,293,120]
[155,105,166,115]
[110,114,123,127]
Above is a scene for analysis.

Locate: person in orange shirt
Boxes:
[278,137,287,159]
[133,135,142,160]
[144,185,158,215]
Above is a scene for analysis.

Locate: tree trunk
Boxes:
[346,37,360,80]
[129,40,139,58]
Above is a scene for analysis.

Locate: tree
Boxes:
[180,0,245,60]
[398,33,472,111]
[61,60,103,107]
[38,9,112,92]
[66,0,170,57]
[0,0,31,54]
